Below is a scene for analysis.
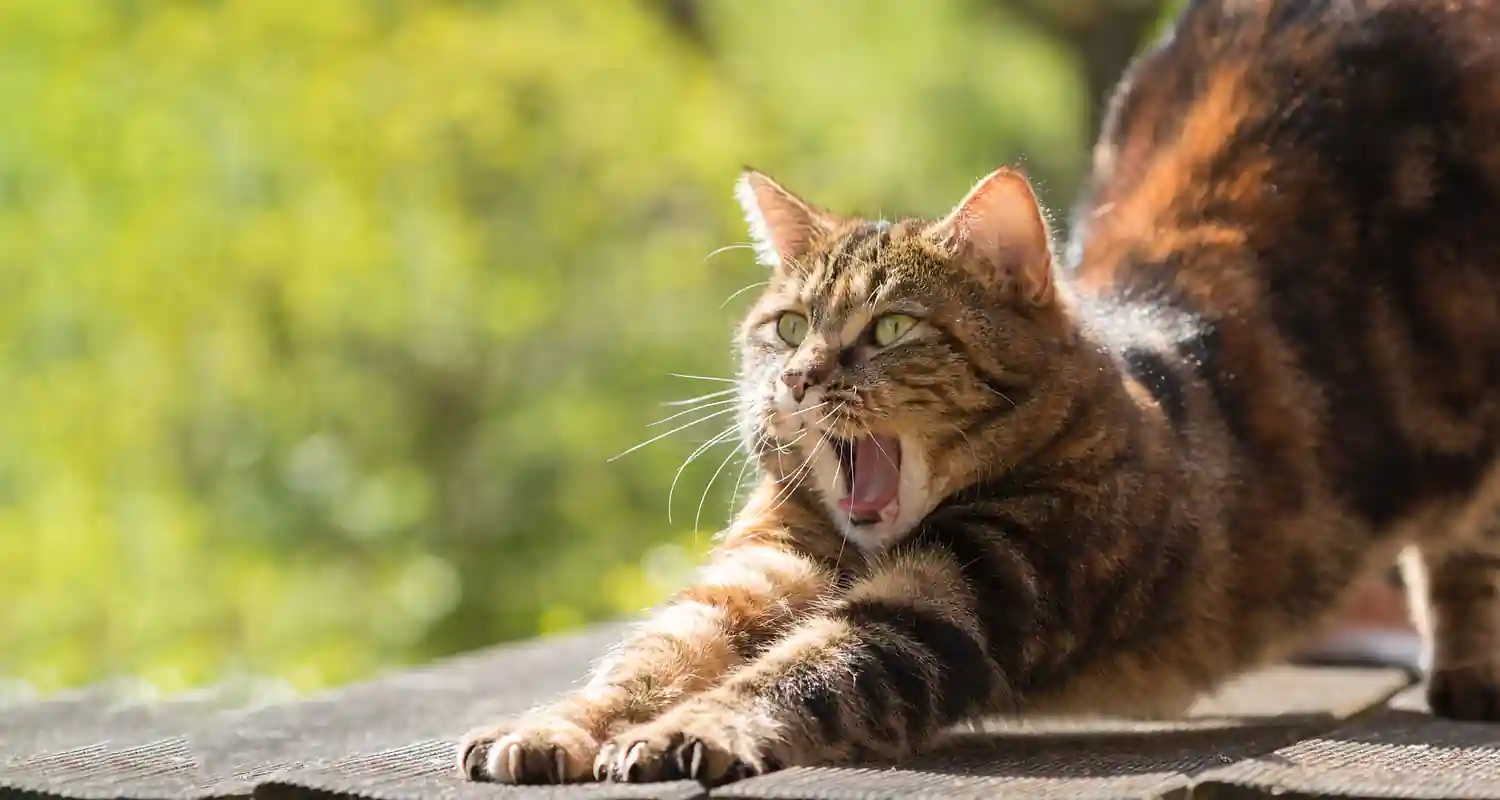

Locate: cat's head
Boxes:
[732,167,1075,551]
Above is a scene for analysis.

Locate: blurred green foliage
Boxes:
[0,0,1171,693]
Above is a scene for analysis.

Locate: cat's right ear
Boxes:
[735,169,838,269]
[927,167,1056,307]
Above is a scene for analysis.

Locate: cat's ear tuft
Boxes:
[735,169,837,269]
[928,167,1056,307]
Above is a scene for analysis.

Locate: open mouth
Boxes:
[830,434,902,526]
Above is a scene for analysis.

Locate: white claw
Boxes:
[458,739,482,779]
[509,743,523,782]
[594,745,613,781]
[688,741,704,778]
[623,741,646,779]
[483,742,504,782]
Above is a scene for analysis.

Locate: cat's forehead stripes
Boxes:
[803,220,901,327]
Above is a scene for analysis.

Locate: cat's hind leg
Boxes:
[1415,542,1500,721]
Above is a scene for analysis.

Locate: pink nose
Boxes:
[781,372,810,402]
[781,366,828,402]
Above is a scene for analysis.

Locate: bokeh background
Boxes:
[1,0,1184,697]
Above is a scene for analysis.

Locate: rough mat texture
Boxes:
[0,621,1489,800]
[712,665,1410,800]
[0,623,701,800]
[1198,685,1500,799]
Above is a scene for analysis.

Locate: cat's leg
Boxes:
[596,549,999,785]
[458,516,840,784]
[1418,541,1500,720]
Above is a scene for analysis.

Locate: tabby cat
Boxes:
[461,0,1500,785]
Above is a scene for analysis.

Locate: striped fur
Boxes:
[463,0,1500,785]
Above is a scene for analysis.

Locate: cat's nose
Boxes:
[781,366,829,402]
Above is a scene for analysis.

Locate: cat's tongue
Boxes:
[838,435,901,518]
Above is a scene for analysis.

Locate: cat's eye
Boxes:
[776,312,809,346]
[872,313,918,347]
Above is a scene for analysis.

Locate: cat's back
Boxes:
[1074,0,1500,270]
[1069,0,1500,530]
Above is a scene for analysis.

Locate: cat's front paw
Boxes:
[596,698,789,785]
[459,716,600,784]
[1428,664,1500,722]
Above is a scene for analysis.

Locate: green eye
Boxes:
[873,313,918,347]
[776,312,808,346]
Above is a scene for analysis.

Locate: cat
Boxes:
[460,0,1500,785]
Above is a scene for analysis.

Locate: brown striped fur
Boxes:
[462,0,1500,785]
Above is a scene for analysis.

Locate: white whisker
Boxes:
[766,434,817,511]
[783,429,810,447]
[695,438,745,533]
[727,445,759,518]
[667,424,740,523]
[769,427,812,471]
[948,420,984,483]
[703,243,756,262]
[863,421,897,464]
[648,398,739,428]
[769,432,825,514]
[767,405,841,514]
[669,373,739,384]
[787,401,830,418]
[764,429,809,457]
[608,407,737,462]
[720,281,771,308]
[984,384,1018,408]
[662,388,737,407]
[774,435,826,514]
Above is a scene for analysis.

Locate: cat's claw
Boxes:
[458,718,599,784]
[458,735,490,781]
[593,740,619,781]
[598,706,781,785]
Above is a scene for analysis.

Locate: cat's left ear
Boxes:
[927,167,1056,307]
[735,169,839,270]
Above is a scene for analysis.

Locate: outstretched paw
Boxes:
[596,701,786,785]
[459,717,600,784]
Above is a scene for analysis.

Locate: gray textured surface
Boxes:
[0,621,1484,800]
[0,624,660,799]
[1198,685,1500,799]
[256,741,706,800]
[714,665,1411,800]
